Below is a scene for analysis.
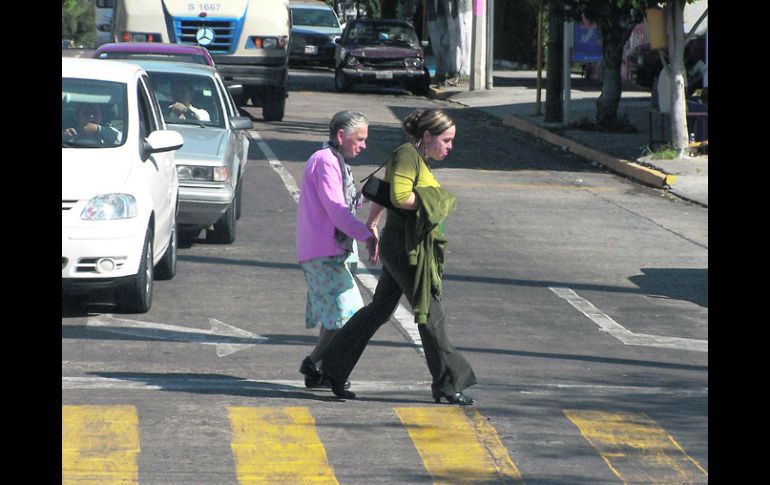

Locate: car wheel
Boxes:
[334,68,351,92]
[207,200,236,244]
[235,181,243,220]
[262,88,286,121]
[409,71,431,96]
[117,227,154,313]
[154,222,177,280]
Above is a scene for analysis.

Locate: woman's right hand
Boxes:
[366,229,379,265]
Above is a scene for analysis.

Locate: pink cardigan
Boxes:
[296,148,371,263]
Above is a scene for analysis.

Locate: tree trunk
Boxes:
[425,0,473,82]
[595,21,626,127]
[544,0,563,123]
[664,1,690,156]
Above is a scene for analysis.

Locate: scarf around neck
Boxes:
[325,141,357,253]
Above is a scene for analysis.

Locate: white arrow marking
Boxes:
[549,287,707,353]
[86,314,268,357]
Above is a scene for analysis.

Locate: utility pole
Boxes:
[562,12,573,124]
[544,0,563,123]
[470,0,486,91]
[485,0,494,89]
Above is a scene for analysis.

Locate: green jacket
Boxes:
[405,186,457,324]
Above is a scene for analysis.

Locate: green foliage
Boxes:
[642,143,679,159]
[62,0,95,48]
[495,0,539,66]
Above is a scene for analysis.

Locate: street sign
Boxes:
[573,22,601,63]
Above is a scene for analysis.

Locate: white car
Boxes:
[62,58,184,313]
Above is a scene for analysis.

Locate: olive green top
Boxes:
[384,143,439,232]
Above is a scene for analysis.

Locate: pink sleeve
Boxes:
[313,153,372,242]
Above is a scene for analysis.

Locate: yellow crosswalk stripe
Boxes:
[395,407,525,484]
[228,406,339,485]
[564,410,708,484]
[61,405,140,484]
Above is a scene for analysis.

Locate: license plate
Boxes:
[375,71,393,80]
[304,45,318,55]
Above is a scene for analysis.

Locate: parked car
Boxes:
[334,18,431,95]
[62,58,184,313]
[93,42,216,66]
[288,0,343,67]
[126,60,252,244]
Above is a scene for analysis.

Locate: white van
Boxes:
[111,0,290,121]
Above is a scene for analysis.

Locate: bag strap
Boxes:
[359,158,390,183]
[359,152,421,187]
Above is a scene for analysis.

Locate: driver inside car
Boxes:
[62,103,122,145]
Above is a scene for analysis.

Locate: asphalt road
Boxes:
[62,64,708,484]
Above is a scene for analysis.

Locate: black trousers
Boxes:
[320,228,476,396]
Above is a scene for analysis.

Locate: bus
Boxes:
[111,0,290,121]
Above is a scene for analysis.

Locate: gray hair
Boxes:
[329,110,369,141]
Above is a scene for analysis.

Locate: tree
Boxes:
[62,0,96,47]
[544,0,564,122]
[425,0,474,83]
[564,0,644,127]
[656,0,705,156]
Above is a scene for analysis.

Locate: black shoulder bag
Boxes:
[360,156,419,212]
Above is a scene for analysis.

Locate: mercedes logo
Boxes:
[196,27,215,46]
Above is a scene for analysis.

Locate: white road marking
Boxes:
[254,131,424,356]
[87,314,268,357]
[549,287,707,353]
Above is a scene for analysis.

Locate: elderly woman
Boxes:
[296,110,379,388]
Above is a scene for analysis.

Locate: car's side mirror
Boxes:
[421,40,430,48]
[141,129,184,161]
[227,84,244,97]
[230,116,253,130]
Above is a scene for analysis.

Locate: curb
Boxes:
[501,115,671,189]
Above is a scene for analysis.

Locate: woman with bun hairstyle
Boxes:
[313,108,477,405]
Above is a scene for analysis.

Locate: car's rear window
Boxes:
[62,78,128,148]
[291,7,339,28]
[97,51,211,66]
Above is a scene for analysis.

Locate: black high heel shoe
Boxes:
[299,357,322,388]
[318,375,351,390]
[327,376,356,399]
[433,390,474,406]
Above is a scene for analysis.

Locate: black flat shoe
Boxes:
[299,357,322,388]
[433,391,474,406]
[327,376,356,399]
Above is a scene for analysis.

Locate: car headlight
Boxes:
[81,194,137,220]
[345,56,359,67]
[177,165,229,182]
[404,57,423,68]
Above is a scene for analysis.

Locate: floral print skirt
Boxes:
[300,253,364,330]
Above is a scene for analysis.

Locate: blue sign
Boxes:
[573,23,601,63]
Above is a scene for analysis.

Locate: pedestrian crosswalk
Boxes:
[62,405,707,484]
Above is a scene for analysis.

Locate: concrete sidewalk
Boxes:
[427,69,708,208]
